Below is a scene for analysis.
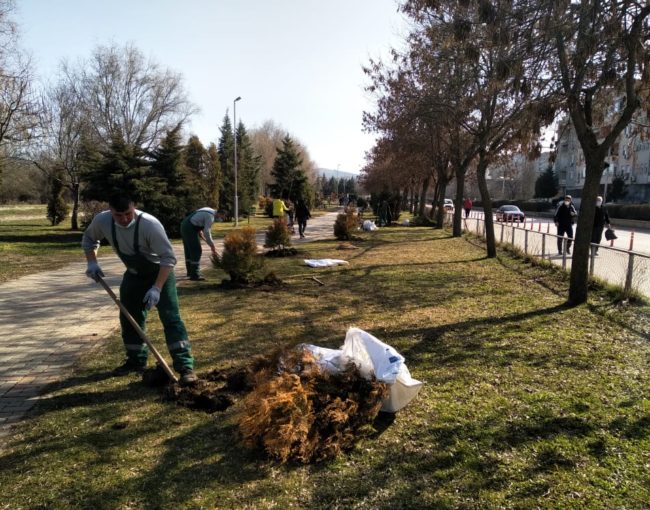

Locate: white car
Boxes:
[443,199,454,212]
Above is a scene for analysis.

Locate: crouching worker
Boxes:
[82,193,197,385]
[181,207,218,281]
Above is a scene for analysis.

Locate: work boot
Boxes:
[189,274,206,281]
[112,360,146,376]
[179,369,198,386]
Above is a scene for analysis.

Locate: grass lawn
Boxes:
[2,225,650,509]
[0,204,84,284]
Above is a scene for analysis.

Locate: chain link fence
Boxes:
[459,215,650,299]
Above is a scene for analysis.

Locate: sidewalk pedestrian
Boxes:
[591,196,611,254]
[463,197,473,218]
[82,193,197,385]
[295,198,311,238]
[554,195,578,255]
[180,207,218,281]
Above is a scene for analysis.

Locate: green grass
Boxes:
[2,225,650,509]
[0,204,84,284]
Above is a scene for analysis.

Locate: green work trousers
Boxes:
[119,269,194,372]
[180,216,202,278]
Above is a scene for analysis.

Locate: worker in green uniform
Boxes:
[82,194,197,385]
[180,207,218,281]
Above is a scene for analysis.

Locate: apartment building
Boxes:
[554,112,650,203]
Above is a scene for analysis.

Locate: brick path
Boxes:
[0,212,338,440]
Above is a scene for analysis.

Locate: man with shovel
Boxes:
[82,194,197,385]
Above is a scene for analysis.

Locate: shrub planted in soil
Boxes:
[212,226,264,283]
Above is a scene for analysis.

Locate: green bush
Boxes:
[264,218,292,251]
[334,208,359,240]
[604,203,650,221]
[79,200,108,229]
[212,226,264,283]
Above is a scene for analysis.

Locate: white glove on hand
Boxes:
[85,261,105,281]
[143,286,161,310]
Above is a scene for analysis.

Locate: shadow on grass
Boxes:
[0,232,82,244]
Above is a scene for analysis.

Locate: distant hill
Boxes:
[316,168,359,180]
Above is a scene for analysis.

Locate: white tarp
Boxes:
[304,259,350,268]
[362,220,378,231]
[301,327,423,413]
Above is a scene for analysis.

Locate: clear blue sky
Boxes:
[16,0,408,173]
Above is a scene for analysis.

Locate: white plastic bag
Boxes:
[362,219,378,231]
[301,328,423,412]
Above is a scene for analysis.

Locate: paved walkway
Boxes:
[0,211,339,439]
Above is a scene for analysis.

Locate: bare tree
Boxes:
[0,0,39,179]
[544,1,650,305]
[61,43,196,152]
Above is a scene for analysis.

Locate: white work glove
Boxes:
[143,286,161,310]
[85,261,105,281]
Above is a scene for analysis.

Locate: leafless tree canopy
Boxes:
[61,43,197,151]
[0,0,39,151]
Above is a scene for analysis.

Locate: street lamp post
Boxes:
[233,96,242,226]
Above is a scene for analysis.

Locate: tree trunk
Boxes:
[476,155,496,257]
[418,176,430,217]
[434,179,448,228]
[568,157,604,305]
[453,166,466,237]
[70,182,80,231]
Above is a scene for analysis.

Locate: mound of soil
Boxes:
[265,248,298,257]
[216,272,284,290]
[150,348,392,463]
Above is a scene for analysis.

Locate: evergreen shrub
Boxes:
[334,208,359,240]
[264,218,292,251]
[212,226,264,283]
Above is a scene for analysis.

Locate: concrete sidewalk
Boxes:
[0,211,339,439]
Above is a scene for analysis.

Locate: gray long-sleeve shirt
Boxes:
[189,207,216,249]
[81,210,177,267]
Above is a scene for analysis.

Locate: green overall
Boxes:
[112,216,194,372]
[180,211,203,278]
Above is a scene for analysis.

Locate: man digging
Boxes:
[180,206,219,281]
[82,193,197,385]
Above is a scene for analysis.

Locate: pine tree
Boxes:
[217,113,235,215]
[46,168,69,226]
[270,135,306,201]
[147,126,196,236]
[534,165,559,200]
[81,131,157,205]
[205,142,222,208]
[236,121,262,215]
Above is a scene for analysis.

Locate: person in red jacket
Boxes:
[463,198,473,218]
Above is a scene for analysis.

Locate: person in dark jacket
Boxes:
[591,195,611,254]
[295,199,311,238]
[554,195,578,255]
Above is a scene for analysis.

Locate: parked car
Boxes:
[443,198,454,212]
[495,205,525,222]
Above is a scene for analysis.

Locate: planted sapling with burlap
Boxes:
[334,208,359,240]
[264,217,296,256]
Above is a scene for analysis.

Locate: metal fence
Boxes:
[459,215,650,299]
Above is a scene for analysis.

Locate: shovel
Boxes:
[95,275,179,384]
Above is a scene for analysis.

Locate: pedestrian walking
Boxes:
[554,195,578,255]
[82,193,197,385]
[463,197,473,218]
[591,196,611,254]
[272,196,289,219]
[180,207,219,281]
[295,198,311,238]
[378,200,392,227]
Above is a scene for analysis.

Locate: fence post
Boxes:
[542,233,546,259]
[512,225,516,247]
[525,229,528,255]
[624,253,635,297]
[500,223,504,243]
[629,231,635,251]
[562,238,567,269]
[547,222,550,233]
[589,244,596,276]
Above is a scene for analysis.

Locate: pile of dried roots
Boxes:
[238,348,389,464]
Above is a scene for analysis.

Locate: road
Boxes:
[461,211,650,298]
